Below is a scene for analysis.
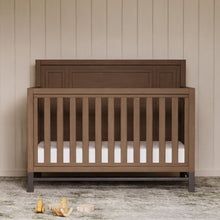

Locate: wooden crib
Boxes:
[27,60,195,192]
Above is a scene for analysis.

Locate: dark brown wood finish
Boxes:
[36,60,186,88]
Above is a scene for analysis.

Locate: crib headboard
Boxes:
[35,60,186,88]
[36,59,186,142]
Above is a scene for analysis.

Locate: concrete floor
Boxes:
[0,178,220,220]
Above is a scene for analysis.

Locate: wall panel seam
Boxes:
[59,0,63,58]
[167,0,169,58]
[75,0,78,58]
[152,0,154,58]
[106,0,108,58]
[182,0,184,58]
[14,0,17,169]
[44,0,47,57]
[213,0,216,168]
[137,0,139,57]
[29,0,32,83]
[91,0,93,57]
[121,0,123,58]
[74,0,76,57]
[197,0,200,169]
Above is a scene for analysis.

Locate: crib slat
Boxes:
[172,97,178,164]
[146,97,153,164]
[95,97,102,164]
[184,98,189,164]
[82,97,89,164]
[108,97,114,164]
[134,98,140,163]
[44,98,51,164]
[159,98,166,164]
[34,98,38,164]
[57,97,63,164]
[70,98,76,163]
[121,97,127,164]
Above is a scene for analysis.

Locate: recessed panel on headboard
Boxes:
[35,60,186,88]
[36,60,186,142]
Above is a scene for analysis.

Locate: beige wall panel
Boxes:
[138,0,153,59]
[122,0,138,58]
[153,0,168,58]
[168,0,183,58]
[76,0,92,58]
[30,0,46,86]
[198,0,214,171]
[61,0,76,58]
[0,0,16,171]
[214,0,220,173]
[92,0,107,58]
[107,0,122,58]
[183,0,199,172]
[15,0,30,170]
[46,0,61,58]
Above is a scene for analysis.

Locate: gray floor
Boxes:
[0,178,220,220]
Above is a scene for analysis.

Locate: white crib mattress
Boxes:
[37,141,185,164]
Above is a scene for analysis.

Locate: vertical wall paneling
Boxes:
[168,0,183,58]
[153,0,168,58]
[107,0,122,58]
[45,0,61,58]
[76,0,92,58]
[198,0,214,171]
[0,0,3,171]
[92,0,107,58]
[122,0,138,58]
[0,0,16,172]
[138,0,153,59]
[15,0,30,169]
[61,0,76,58]
[183,0,199,171]
[0,0,219,176]
[214,0,220,171]
[0,1,1,170]
[30,0,46,86]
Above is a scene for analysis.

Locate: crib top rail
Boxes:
[28,87,194,97]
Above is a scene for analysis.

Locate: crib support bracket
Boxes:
[27,172,34,192]
[188,172,195,192]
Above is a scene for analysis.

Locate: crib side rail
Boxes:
[27,87,195,173]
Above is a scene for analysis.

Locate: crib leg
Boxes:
[188,172,195,192]
[27,172,34,192]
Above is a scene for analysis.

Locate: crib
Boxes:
[27,60,195,192]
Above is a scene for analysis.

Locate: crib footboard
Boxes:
[27,88,195,191]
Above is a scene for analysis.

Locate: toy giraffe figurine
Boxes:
[51,197,73,217]
[60,197,68,213]
[35,196,45,213]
